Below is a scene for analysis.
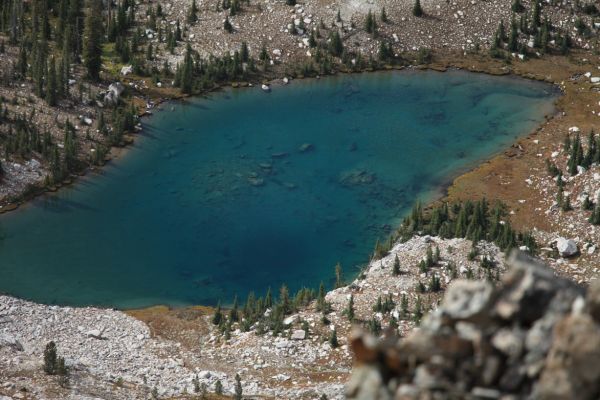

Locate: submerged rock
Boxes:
[339,170,376,186]
[299,143,314,153]
[248,177,265,187]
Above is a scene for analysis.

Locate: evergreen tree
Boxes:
[240,41,249,62]
[400,293,408,318]
[188,0,198,24]
[83,0,103,80]
[413,296,423,324]
[46,57,58,106]
[215,380,223,395]
[334,263,343,288]
[532,0,541,29]
[224,16,233,33]
[345,294,355,322]
[392,254,401,275]
[413,0,423,17]
[381,7,388,23]
[508,17,519,51]
[180,43,194,94]
[511,0,525,13]
[234,374,243,400]
[364,10,376,34]
[328,30,343,57]
[146,42,153,60]
[212,302,223,325]
[329,328,339,348]
[63,121,78,172]
[43,341,58,375]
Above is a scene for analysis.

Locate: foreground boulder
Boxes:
[346,251,600,400]
[555,237,578,257]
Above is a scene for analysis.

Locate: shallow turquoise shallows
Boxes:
[0,70,557,308]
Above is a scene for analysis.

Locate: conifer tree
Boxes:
[212,302,223,325]
[329,328,339,348]
[413,296,423,324]
[43,341,58,375]
[180,43,194,94]
[413,0,423,17]
[400,293,408,317]
[240,41,249,62]
[381,7,388,23]
[508,17,518,51]
[46,57,58,106]
[328,30,343,57]
[188,0,198,24]
[334,263,343,288]
[532,0,541,29]
[224,16,233,33]
[511,0,524,12]
[364,10,375,34]
[234,374,243,400]
[215,380,223,395]
[393,254,401,275]
[345,294,355,322]
[83,0,103,80]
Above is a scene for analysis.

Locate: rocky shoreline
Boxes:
[1,235,507,399]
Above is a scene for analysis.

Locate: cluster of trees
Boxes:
[211,283,323,337]
[564,132,600,175]
[173,42,256,94]
[491,1,572,58]
[549,132,600,226]
[395,199,538,254]
[43,341,69,386]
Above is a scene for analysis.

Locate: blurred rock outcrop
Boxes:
[347,251,600,400]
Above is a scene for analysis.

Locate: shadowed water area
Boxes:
[0,70,557,308]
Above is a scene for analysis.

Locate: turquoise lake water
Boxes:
[0,70,557,308]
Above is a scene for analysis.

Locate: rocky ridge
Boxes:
[346,251,600,399]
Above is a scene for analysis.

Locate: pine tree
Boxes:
[234,374,243,400]
[240,41,249,62]
[393,254,401,275]
[381,7,388,23]
[215,380,223,395]
[43,342,58,375]
[400,293,408,318]
[364,10,375,33]
[83,0,103,80]
[63,121,78,172]
[413,0,423,17]
[511,0,525,13]
[328,30,343,57]
[413,296,423,324]
[334,263,343,288]
[224,16,233,33]
[329,328,339,348]
[46,57,58,106]
[532,0,541,29]
[345,294,355,322]
[508,17,518,51]
[188,0,198,24]
[180,44,194,94]
[212,302,223,325]
[265,287,273,308]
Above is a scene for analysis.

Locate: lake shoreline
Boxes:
[0,54,561,217]
[0,53,566,312]
[0,52,574,311]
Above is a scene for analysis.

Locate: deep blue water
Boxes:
[0,70,556,308]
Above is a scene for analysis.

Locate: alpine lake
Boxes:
[0,70,557,308]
